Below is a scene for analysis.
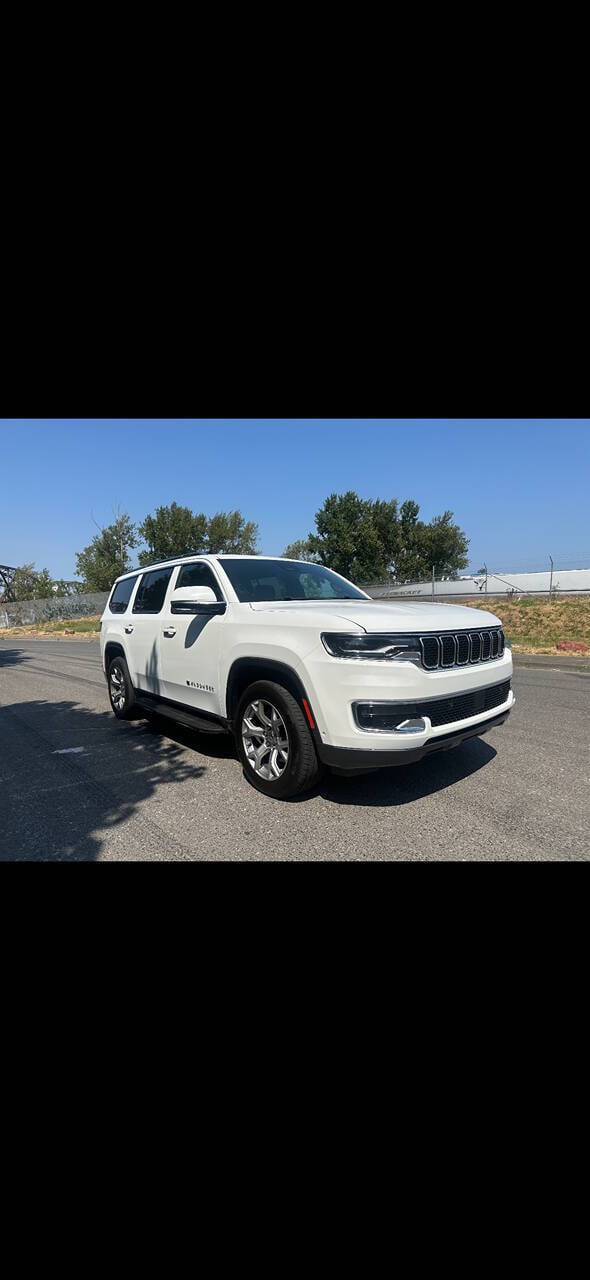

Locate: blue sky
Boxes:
[1,419,589,579]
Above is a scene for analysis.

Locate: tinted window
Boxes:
[109,575,138,614]
[133,567,174,614]
[176,562,224,601]
[218,558,368,603]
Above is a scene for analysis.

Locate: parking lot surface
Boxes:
[1,638,588,860]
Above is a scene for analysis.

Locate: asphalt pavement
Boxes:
[1,637,588,860]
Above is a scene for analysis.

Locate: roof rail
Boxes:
[128,550,205,572]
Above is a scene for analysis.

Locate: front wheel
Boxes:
[235,680,322,799]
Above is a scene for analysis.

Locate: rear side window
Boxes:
[109,576,138,614]
[176,562,224,601]
[133,567,174,614]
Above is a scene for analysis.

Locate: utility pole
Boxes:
[484,564,488,595]
[549,554,554,599]
[431,566,435,600]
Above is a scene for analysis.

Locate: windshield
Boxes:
[217,558,368,603]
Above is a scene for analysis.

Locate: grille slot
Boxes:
[470,632,481,662]
[456,634,470,665]
[421,636,440,670]
[440,635,456,666]
[481,631,491,661]
[490,630,499,659]
[354,680,511,732]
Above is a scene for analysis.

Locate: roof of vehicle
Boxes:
[113,553,315,583]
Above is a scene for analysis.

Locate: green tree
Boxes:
[307,492,397,582]
[295,491,470,584]
[138,502,207,565]
[367,498,400,576]
[394,499,429,581]
[282,538,320,562]
[422,511,469,578]
[11,564,54,600]
[207,510,259,554]
[75,513,138,591]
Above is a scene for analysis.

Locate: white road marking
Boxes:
[52,747,85,754]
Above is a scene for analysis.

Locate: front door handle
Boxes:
[163,627,176,637]
[124,625,134,634]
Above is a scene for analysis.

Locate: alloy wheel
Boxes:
[109,664,127,712]
[241,699,290,781]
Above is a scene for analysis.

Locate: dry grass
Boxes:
[466,596,590,655]
[2,598,590,656]
[0,615,101,639]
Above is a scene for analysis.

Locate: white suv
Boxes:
[100,554,514,798]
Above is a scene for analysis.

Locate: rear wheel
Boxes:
[235,680,322,799]
[107,655,137,720]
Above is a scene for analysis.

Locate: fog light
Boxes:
[393,717,427,734]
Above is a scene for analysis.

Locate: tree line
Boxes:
[4,493,469,600]
[283,492,469,582]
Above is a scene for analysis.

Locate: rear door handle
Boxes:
[124,625,134,634]
[163,627,176,637]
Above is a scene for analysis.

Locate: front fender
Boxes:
[222,643,327,738]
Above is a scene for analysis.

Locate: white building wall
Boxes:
[367,569,590,598]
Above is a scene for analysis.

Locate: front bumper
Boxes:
[302,641,514,751]
[317,707,512,773]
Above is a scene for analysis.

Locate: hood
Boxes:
[248,600,502,632]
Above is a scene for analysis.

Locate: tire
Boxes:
[235,680,323,799]
[107,655,137,720]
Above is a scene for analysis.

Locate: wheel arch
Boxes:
[104,640,128,671]
[225,658,321,740]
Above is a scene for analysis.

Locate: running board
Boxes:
[135,694,229,735]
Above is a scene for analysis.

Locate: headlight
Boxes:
[504,635,511,648]
[321,633,422,662]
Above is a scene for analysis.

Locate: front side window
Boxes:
[176,562,224,601]
[217,558,368,603]
[133,567,174,614]
[109,575,138,614]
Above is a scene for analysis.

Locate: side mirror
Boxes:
[170,586,226,616]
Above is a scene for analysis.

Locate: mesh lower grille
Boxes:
[354,680,511,731]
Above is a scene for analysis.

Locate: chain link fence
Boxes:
[0,591,109,629]
[360,566,590,600]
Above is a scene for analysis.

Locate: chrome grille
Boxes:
[419,628,505,671]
